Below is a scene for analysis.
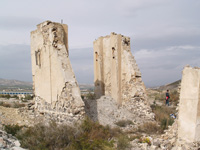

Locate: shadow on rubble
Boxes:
[83,97,98,122]
[83,80,104,122]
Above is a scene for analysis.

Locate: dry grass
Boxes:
[115,120,134,127]
[0,102,25,108]
[4,124,23,136]
[15,117,130,150]
[0,102,11,107]
[138,122,162,134]
[151,105,176,131]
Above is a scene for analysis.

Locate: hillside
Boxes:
[79,84,94,91]
[0,78,32,89]
[0,78,94,91]
[157,80,181,91]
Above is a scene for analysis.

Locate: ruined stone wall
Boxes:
[31,21,85,123]
[94,33,146,105]
[178,66,200,142]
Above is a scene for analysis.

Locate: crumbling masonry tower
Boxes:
[94,33,146,105]
[31,21,85,122]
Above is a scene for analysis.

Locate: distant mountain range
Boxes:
[79,84,94,91]
[0,78,180,91]
[157,80,181,91]
[0,78,94,90]
[0,78,32,89]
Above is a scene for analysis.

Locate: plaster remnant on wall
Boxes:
[31,21,85,123]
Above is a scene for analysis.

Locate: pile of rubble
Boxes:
[0,129,25,150]
[84,95,154,128]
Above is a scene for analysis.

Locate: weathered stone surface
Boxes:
[91,33,154,128]
[178,66,200,143]
[0,130,25,150]
[31,21,85,123]
[94,32,146,105]
[84,96,154,127]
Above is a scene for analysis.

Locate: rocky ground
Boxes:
[0,106,33,126]
[84,95,154,128]
[0,93,200,149]
[0,129,26,150]
[0,98,30,149]
[0,98,35,149]
[0,98,34,126]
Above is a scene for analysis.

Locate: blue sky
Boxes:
[0,0,200,87]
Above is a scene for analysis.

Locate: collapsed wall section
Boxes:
[94,33,146,105]
[178,66,200,142]
[31,21,85,123]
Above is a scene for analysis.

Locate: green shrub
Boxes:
[117,135,131,150]
[85,92,95,100]
[24,95,33,100]
[11,95,19,99]
[0,94,11,99]
[161,118,174,130]
[71,117,115,150]
[17,121,75,150]
[4,124,23,136]
[115,120,134,127]
[139,137,151,145]
[81,95,84,99]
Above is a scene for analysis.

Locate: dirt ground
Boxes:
[0,106,34,126]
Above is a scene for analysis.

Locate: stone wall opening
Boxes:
[35,50,41,67]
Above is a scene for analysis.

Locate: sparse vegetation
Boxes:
[138,122,162,134]
[23,95,33,100]
[139,137,151,145]
[14,117,130,150]
[85,92,95,100]
[117,135,131,150]
[170,90,179,106]
[0,102,11,107]
[4,124,23,136]
[13,102,26,108]
[0,102,25,108]
[154,92,165,101]
[115,120,134,127]
[149,89,179,106]
[0,94,11,99]
[11,95,19,99]
[151,104,176,131]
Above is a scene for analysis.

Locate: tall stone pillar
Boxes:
[93,33,146,105]
[31,21,85,123]
[178,66,200,142]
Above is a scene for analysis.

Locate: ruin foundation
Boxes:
[31,21,85,123]
[93,32,146,105]
[178,66,200,143]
